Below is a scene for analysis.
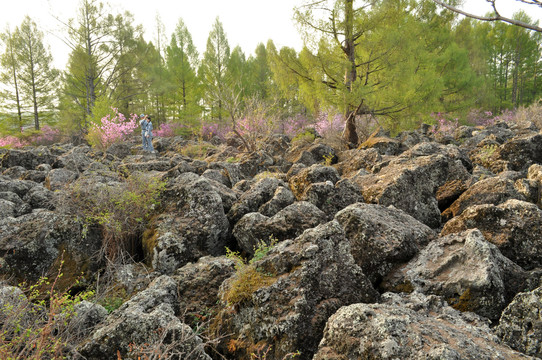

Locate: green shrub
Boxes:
[0,261,93,359]
[292,129,316,144]
[66,173,165,261]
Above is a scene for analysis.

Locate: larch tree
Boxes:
[200,17,230,121]
[13,16,59,130]
[0,27,23,130]
[165,18,200,121]
[61,0,114,130]
[273,0,477,141]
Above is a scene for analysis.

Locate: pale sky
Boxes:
[0,0,541,70]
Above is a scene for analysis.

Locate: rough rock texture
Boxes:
[218,220,379,360]
[45,168,78,191]
[173,256,236,321]
[382,229,527,321]
[441,199,542,270]
[442,176,526,220]
[0,210,102,284]
[359,133,403,155]
[353,154,449,228]
[23,184,55,210]
[336,148,383,176]
[288,164,341,200]
[335,203,435,285]
[53,145,94,172]
[314,292,533,360]
[497,133,542,171]
[232,201,327,255]
[106,142,132,159]
[299,179,364,219]
[258,186,295,217]
[0,191,32,217]
[67,301,108,340]
[227,177,288,223]
[496,286,542,358]
[238,150,274,178]
[0,147,57,170]
[437,159,475,211]
[144,173,230,274]
[78,275,211,360]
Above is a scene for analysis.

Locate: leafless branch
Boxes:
[432,0,542,32]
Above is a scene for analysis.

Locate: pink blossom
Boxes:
[0,136,28,149]
[88,108,139,149]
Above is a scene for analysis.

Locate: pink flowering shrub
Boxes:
[281,114,312,138]
[313,111,344,138]
[0,136,28,149]
[236,116,279,139]
[430,112,459,137]
[87,108,139,150]
[30,125,61,146]
[154,122,189,137]
[201,123,231,140]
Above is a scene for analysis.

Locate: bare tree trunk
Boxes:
[342,0,359,145]
[343,111,359,145]
[8,36,23,128]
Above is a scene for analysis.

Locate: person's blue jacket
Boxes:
[140,118,147,133]
[145,120,153,137]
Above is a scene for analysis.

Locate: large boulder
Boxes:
[233,201,327,255]
[23,184,55,210]
[335,148,383,176]
[0,191,31,217]
[288,164,341,200]
[314,292,532,360]
[0,210,102,286]
[497,133,542,171]
[359,132,403,156]
[227,177,288,223]
[173,256,236,322]
[299,178,363,220]
[144,174,230,274]
[442,176,526,221]
[335,203,436,285]
[441,199,542,270]
[496,286,542,358]
[78,275,211,360]
[216,220,379,360]
[381,229,527,321]
[353,154,449,228]
[0,147,56,170]
[53,145,94,172]
[45,168,78,191]
[258,185,295,217]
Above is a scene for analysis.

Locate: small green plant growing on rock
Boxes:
[479,143,498,165]
[322,152,335,166]
[220,238,277,306]
[180,143,216,159]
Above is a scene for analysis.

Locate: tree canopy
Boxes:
[2,0,542,144]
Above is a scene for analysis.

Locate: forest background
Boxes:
[1,0,542,147]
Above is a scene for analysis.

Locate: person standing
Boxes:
[144,115,155,153]
[140,114,148,151]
